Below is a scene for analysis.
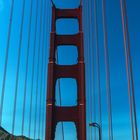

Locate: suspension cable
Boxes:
[89,0,96,139]
[102,0,113,140]
[120,1,134,139]
[56,51,65,140]
[58,77,65,140]
[0,0,15,125]
[123,1,139,139]
[50,0,55,7]
[41,0,51,139]
[124,0,139,138]
[84,0,93,139]
[86,0,93,139]
[82,0,90,139]
[120,0,139,139]
[89,0,94,122]
[28,0,39,137]
[38,0,48,139]
[34,0,43,138]
[80,0,83,6]
[11,0,26,135]
[38,0,47,138]
[21,0,33,137]
[93,0,102,139]
[38,35,44,139]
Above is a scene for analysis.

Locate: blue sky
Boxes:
[0,0,140,140]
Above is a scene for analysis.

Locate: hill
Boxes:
[0,126,31,140]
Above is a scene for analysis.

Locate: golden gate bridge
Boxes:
[0,0,139,139]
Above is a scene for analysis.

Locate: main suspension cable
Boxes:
[0,0,15,125]
[102,0,113,139]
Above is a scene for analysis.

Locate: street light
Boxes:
[89,122,101,140]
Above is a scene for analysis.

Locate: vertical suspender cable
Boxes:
[85,1,93,139]
[38,32,44,139]
[0,0,15,125]
[34,0,43,138]
[89,0,96,139]
[93,0,102,138]
[44,1,52,139]
[123,1,139,139]
[83,0,86,134]
[41,46,48,139]
[11,0,26,135]
[120,1,134,139]
[21,0,33,136]
[80,0,82,6]
[58,80,65,140]
[88,0,92,129]
[82,1,90,139]
[88,0,95,139]
[120,0,139,139]
[56,52,65,140]
[38,0,47,139]
[123,0,139,139]
[102,0,113,140]
[41,0,51,139]
[28,0,39,137]
[38,0,46,137]
[86,0,92,139]
[41,46,48,140]
[38,0,44,137]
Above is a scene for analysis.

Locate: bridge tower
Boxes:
[46,4,86,140]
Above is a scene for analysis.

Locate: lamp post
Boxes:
[89,122,101,140]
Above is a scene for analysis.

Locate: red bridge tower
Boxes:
[46,4,86,140]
